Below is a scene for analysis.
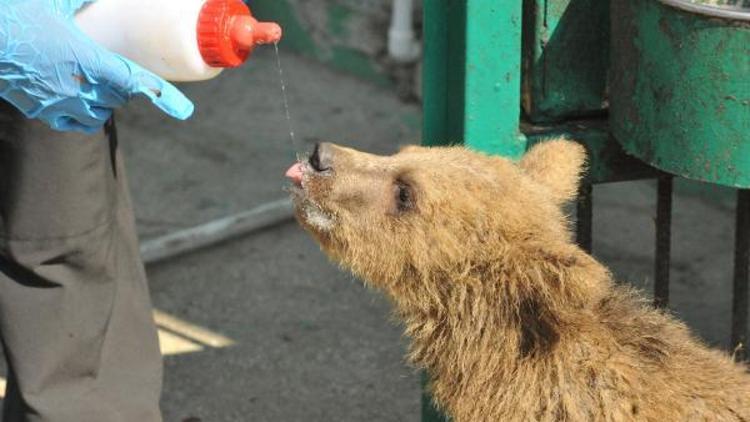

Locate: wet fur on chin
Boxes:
[292,139,750,422]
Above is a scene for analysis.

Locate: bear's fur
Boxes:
[287,140,750,421]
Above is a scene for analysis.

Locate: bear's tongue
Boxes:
[285,162,304,186]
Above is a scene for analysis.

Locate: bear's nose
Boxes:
[309,142,333,172]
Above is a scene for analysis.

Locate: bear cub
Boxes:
[286,140,750,422]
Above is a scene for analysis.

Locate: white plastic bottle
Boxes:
[75,0,282,82]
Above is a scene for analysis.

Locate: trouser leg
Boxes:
[0,102,162,422]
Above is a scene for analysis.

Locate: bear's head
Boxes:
[286,140,587,298]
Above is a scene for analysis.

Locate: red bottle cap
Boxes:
[197,0,283,68]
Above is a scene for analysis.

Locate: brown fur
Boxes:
[289,139,750,421]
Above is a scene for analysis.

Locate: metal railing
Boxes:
[575,179,750,360]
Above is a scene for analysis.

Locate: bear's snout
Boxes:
[285,143,335,187]
[309,142,333,172]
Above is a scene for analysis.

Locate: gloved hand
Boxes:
[0,0,195,133]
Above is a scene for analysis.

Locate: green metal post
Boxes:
[423,0,526,157]
[421,1,524,420]
[463,1,525,156]
[422,0,460,145]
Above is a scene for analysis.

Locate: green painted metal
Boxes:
[464,2,525,156]
[611,0,750,188]
[422,0,459,146]
[422,0,526,158]
[521,0,610,123]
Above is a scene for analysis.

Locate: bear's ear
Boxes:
[399,144,423,153]
[519,139,587,204]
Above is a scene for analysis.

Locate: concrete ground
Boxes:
[119,48,423,422]
[0,47,745,421]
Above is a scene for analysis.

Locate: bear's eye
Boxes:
[394,181,415,213]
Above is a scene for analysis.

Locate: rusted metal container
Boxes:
[610,0,750,187]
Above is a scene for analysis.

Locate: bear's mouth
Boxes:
[284,160,310,205]
[285,145,335,231]
[285,143,332,189]
[285,143,335,193]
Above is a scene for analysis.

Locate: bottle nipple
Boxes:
[231,16,283,48]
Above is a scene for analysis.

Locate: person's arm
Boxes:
[0,0,194,133]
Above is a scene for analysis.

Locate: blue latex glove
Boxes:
[0,0,195,133]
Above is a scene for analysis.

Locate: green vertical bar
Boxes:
[422,0,525,155]
[422,0,449,145]
[463,0,525,157]
[423,0,466,146]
